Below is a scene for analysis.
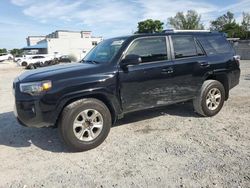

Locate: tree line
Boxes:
[136,10,250,39]
[0,48,23,56]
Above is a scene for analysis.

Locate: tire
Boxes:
[59,98,111,152]
[193,80,225,117]
[21,62,27,67]
[28,63,36,69]
[44,61,49,66]
[39,62,44,67]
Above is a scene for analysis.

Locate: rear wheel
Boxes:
[193,80,225,117]
[59,98,111,152]
[28,63,36,69]
[44,61,49,66]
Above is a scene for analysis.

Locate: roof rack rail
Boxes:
[163,29,211,33]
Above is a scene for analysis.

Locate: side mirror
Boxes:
[121,54,142,67]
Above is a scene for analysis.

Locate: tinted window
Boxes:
[84,38,126,63]
[126,37,168,63]
[33,56,44,59]
[198,35,233,55]
[172,35,203,59]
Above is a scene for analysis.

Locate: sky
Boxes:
[0,0,250,49]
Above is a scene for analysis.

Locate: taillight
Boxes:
[233,55,240,66]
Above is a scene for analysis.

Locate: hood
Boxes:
[18,63,97,82]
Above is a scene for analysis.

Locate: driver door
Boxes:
[119,36,175,113]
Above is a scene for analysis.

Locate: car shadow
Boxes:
[0,102,198,152]
[115,101,198,126]
[0,111,67,153]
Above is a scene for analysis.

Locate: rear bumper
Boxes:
[14,100,54,128]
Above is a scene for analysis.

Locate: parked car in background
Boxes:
[14,55,29,65]
[18,54,72,68]
[58,55,72,63]
[0,53,13,62]
[19,55,53,69]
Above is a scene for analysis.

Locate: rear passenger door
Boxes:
[169,35,209,101]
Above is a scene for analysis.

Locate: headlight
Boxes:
[19,80,52,95]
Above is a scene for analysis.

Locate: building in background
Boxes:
[26,36,46,46]
[24,30,103,60]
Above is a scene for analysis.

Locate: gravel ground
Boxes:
[0,61,249,188]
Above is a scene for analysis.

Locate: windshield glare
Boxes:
[83,38,126,63]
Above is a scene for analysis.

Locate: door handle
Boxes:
[161,67,174,74]
[199,61,210,68]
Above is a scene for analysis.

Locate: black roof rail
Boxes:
[162,29,211,33]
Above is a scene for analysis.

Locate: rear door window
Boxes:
[171,35,204,59]
[198,35,234,55]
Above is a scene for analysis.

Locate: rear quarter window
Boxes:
[198,35,234,55]
[171,35,204,59]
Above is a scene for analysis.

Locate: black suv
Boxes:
[13,31,240,151]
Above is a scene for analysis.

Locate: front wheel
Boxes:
[59,98,111,152]
[193,80,225,117]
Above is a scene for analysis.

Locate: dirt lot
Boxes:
[0,61,249,188]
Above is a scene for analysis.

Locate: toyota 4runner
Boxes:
[13,31,240,151]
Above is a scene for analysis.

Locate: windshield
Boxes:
[83,37,127,64]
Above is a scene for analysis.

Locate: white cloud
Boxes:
[136,0,217,20]
[10,0,141,37]
[134,0,218,29]
[0,15,52,48]
[73,0,138,25]
[5,0,250,49]
[9,0,250,37]
[11,0,35,6]
[22,0,82,21]
[220,0,250,13]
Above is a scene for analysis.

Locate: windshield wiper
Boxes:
[82,60,100,64]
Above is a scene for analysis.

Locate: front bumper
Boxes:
[14,100,54,128]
